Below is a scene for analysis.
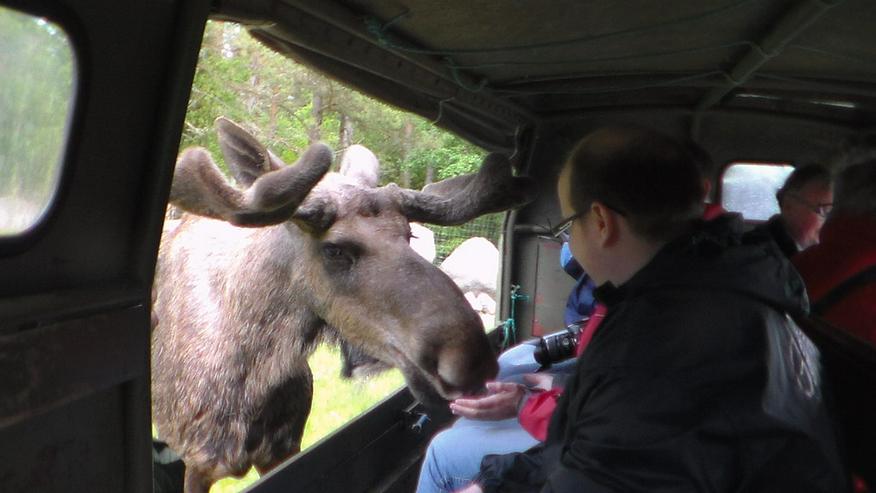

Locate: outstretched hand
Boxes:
[455,483,484,493]
[522,372,554,391]
[449,381,527,420]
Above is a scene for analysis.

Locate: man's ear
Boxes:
[591,201,620,247]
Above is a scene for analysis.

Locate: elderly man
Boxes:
[748,163,833,257]
[459,126,845,493]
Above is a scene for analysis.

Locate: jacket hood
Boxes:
[595,214,809,315]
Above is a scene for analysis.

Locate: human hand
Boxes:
[449,381,526,420]
[454,482,484,493]
[522,372,554,391]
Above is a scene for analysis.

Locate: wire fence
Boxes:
[430,212,504,264]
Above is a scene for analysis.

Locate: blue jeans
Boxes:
[415,344,576,493]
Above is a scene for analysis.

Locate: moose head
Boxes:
[163,117,534,406]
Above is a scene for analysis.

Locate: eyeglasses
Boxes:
[548,212,584,239]
[547,201,626,240]
[788,193,833,218]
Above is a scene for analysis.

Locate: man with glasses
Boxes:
[748,163,833,257]
[793,156,876,347]
[458,126,845,493]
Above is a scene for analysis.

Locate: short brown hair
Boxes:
[566,126,704,241]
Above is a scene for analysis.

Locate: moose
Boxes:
[151,118,535,493]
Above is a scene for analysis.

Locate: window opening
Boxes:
[721,162,794,221]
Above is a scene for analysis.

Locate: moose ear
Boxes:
[169,147,247,220]
[216,117,274,188]
[169,140,333,227]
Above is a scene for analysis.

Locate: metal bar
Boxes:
[694,0,846,113]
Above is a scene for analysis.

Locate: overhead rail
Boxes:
[694,0,846,114]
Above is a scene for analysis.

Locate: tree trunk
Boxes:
[338,113,353,149]
[309,92,323,144]
[400,120,414,188]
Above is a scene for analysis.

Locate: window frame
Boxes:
[0,1,86,255]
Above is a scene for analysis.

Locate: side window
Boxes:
[720,162,794,221]
[0,6,76,236]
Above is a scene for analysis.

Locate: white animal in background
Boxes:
[409,222,436,263]
[475,292,497,315]
[441,237,498,313]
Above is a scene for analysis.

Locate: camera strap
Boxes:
[575,304,607,356]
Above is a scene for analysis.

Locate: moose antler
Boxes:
[390,153,536,226]
[169,118,333,227]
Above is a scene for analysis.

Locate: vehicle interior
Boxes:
[2,0,875,492]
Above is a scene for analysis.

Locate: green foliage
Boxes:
[181,21,487,190]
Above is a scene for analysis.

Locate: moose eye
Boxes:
[322,244,344,258]
[320,242,358,272]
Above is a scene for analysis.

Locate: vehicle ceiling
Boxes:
[215,0,876,157]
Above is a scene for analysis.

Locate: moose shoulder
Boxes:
[151,118,535,493]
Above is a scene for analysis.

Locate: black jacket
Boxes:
[745,214,800,259]
[477,215,847,492]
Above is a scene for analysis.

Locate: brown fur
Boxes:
[151,118,534,492]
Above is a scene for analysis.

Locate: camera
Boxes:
[529,319,587,367]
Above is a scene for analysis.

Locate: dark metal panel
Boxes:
[252,389,453,493]
[0,386,128,493]
[796,316,876,487]
[0,305,148,428]
[530,239,575,337]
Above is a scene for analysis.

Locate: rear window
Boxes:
[720,162,793,221]
[0,6,76,236]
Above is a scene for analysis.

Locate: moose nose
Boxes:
[436,342,499,397]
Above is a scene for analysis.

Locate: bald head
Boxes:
[564,126,704,241]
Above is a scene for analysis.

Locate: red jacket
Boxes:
[793,214,876,346]
[518,305,606,440]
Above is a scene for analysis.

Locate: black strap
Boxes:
[811,264,876,315]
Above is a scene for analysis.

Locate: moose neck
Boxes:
[176,221,325,396]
